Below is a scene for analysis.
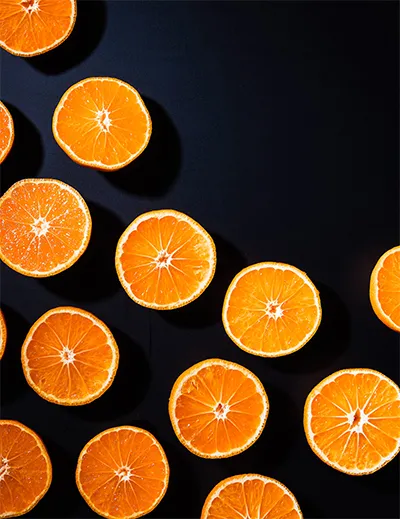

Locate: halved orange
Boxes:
[0,101,14,164]
[201,474,303,519]
[76,426,169,519]
[115,209,216,310]
[0,309,6,360]
[53,77,151,171]
[169,358,269,458]
[0,178,91,277]
[0,0,76,57]
[304,368,400,475]
[21,306,119,406]
[0,420,52,518]
[370,245,400,332]
[223,262,322,357]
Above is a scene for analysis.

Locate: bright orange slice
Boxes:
[304,368,400,475]
[222,262,322,357]
[370,245,400,332]
[53,77,151,171]
[201,474,303,519]
[0,309,6,360]
[21,306,119,406]
[0,178,91,277]
[76,426,169,519]
[0,0,76,57]
[169,358,269,458]
[115,209,216,310]
[0,420,52,518]
[0,101,14,164]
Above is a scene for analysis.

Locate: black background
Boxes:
[0,1,399,518]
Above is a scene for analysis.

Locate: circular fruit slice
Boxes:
[304,368,400,475]
[53,77,151,171]
[76,426,169,519]
[0,101,14,164]
[0,178,91,277]
[0,309,7,360]
[169,358,269,458]
[0,420,52,518]
[0,0,76,57]
[21,306,119,406]
[201,474,303,519]
[370,245,400,332]
[223,262,321,357]
[116,209,216,310]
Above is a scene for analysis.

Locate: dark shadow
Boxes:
[0,305,30,405]
[158,233,247,328]
[298,497,325,518]
[69,328,151,421]
[101,97,180,197]
[28,437,79,518]
[0,104,43,191]
[28,0,107,75]
[272,283,351,373]
[357,457,399,496]
[38,201,123,302]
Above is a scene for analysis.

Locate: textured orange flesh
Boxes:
[0,102,12,163]
[374,250,400,327]
[0,310,6,360]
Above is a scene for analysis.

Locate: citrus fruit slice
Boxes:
[53,77,151,171]
[0,0,76,57]
[0,178,91,277]
[21,306,119,406]
[370,245,400,332]
[169,358,269,458]
[222,262,322,357]
[0,100,14,164]
[201,474,303,519]
[0,309,7,360]
[0,420,52,518]
[304,368,400,475]
[76,426,169,519]
[116,209,216,310]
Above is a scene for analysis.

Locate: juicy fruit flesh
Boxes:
[119,213,215,308]
[78,428,168,519]
[0,422,50,518]
[55,79,150,168]
[0,181,89,275]
[0,0,75,55]
[306,371,400,473]
[0,103,12,163]
[225,265,320,355]
[172,362,267,456]
[375,250,400,327]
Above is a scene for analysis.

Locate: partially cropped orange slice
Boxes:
[116,209,216,310]
[0,101,14,164]
[169,359,269,458]
[201,474,303,519]
[304,368,400,475]
[76,426,169,519]
[0,309,6,360]
[223,262,322,357]
[0,420,52,518]
[0,178,91,277]
[370,245,400,332]
[0,0,76,57]
[21,306,119,406]
[53,77,151,171]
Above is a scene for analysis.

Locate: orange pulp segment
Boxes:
[0,309,6,360]
[0,101,14,164]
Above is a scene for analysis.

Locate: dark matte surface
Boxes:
[0,1,399,518]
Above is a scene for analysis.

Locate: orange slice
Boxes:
[370,245,400,332]
[0,178,91,277]
[304,368,400,475]
[21,306,119,406]
[0,0,76,57]
[0,101,14,164]
[201,474,303,519]
[115,209,216,310]
[76,426,169,519]
[0,310,6,360]
[169,358,269,458]
[52,77,151,171]
[0,420,52,518]
[222,262,322,357]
